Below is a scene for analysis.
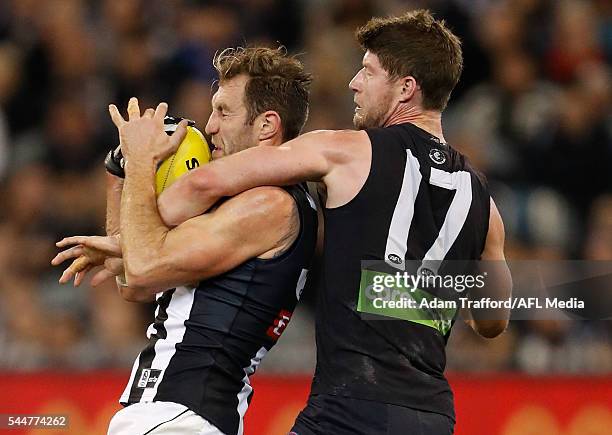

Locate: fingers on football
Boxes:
[127,97,141,120]
[169,119,189,150]
[154,102,168,123]
[108,104,126,127]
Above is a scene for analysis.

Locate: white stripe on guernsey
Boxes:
[236,346,268,435]
[119,355,142,403]
[420,168,473,274]
[384,149,422,270]
[119,292,167,403]
[295,269,308,300]
[140,285,196,402]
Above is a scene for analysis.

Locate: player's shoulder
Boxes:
[301,129,370,165]
[302,128,368,146]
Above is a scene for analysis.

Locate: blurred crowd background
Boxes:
[0,0,610,375]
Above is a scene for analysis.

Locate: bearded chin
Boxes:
[353,113,367,130]
[353,108,386,130]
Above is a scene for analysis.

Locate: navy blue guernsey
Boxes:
[120,185,318,435]
[310,123,490,421]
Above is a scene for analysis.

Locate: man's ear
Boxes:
[399,76,418,103]
[258,111,282,141]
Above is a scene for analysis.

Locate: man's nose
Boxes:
[205,113,218,135]
[349,70,362,91]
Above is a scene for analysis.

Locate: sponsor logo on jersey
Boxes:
[267,310,292,340]
[429,148,446,165]
[137,369,162,389]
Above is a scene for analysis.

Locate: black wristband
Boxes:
[104,144,125,178]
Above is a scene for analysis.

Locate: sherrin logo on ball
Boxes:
[155,116,212,195]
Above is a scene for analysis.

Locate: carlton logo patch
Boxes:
[429,148,446,165]
[137,369,162,389]
[387,254,403,265]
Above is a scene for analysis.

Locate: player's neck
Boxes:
[384,104,446,143]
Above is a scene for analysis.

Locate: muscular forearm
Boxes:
[121,159,171,290]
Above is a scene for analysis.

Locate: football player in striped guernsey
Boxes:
[53,47,318,435]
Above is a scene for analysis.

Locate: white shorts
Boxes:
[108,401,224,435]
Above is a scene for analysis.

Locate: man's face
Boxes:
[349,51,397,130]
[206,75,258,159]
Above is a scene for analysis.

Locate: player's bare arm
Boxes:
[157,129,371,226]
[54,99,196,295]
[52,99,186,301]
[107,98,299,293]
[123,185,297,290]
[462,199,512,338]
[103,168,158,303]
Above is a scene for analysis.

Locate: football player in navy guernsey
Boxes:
[143,11,513,435]
[53,48,317,435]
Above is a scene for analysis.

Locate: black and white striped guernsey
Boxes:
[120,184,317,435]
[310,122,490,421]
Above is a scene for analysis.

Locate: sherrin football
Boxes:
[155,117,211,195]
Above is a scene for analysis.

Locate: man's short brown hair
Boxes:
[213,47,312,140]
[356,10,463,111]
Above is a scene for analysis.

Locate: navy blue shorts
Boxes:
[290,394,454,435]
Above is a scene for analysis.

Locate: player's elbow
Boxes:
[158,168,222,226]
[187,166,226,205]
[123,259,158,290]
[123,251,191,290]
[158,192,185,227]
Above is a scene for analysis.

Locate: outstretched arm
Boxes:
[157,129,363,226]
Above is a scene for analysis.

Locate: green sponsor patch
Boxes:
[357,269,456,335]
